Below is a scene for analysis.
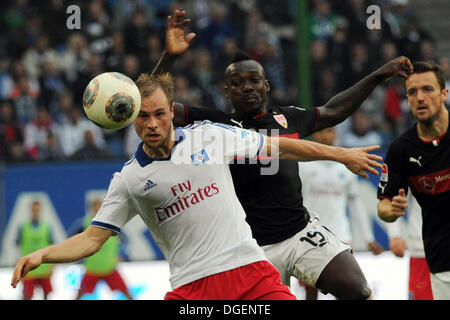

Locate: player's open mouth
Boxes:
[146,134,160,140]
[416,105,428,113]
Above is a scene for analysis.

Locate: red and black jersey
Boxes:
[185,104,320,245]
[377,124,450,273]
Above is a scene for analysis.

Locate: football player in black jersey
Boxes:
[377,62,449,299]
[151,10,413,299]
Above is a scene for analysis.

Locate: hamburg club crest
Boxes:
[273,114,288,129]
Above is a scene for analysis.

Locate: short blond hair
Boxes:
[135,73,174,106]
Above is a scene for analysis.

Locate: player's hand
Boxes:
[391,188,408,217]
[377,56,413,81]
[343,145,383,179]
[389,237,407,257]
[165,10,196,56]
[11,251,44,288]
[368,241,384,255]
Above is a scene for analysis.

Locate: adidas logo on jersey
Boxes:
[144,179,157,191]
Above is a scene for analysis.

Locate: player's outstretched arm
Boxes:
[377,189,408,223]
[315,56,413,132]
[151,9,195,76]
[11,226,112,288]
[266,137,382,179]
[150,9,195,126]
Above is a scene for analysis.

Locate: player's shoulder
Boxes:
[270,105,319,132]
[398,125,417,141]
[183,120,239,133]
[387,125,417,151]
[186,104,231,123]
[271,105,313,115]
[120,152,146,176]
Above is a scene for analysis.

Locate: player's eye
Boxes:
[407,89,416,96]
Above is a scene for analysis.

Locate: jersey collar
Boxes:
[252,112,267,119]
[417,126,448,147]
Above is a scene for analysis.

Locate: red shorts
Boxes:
[23,277,53,299]
[409,257,433,300]
[165,261,296,300]
[79,270,129,294]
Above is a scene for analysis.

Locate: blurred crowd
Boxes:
[0,0,449,164]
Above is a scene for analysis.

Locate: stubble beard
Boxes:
[417,106,441,128]
[142,131,173,158]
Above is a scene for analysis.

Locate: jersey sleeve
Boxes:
[91,173,138,234]
[208,122,266,163]
[185,104,229,124]
[377,140,409,200]
[278,106,320,138]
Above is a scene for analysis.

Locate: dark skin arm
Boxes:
[152,10,195,77]
[153,11,414,129]
[171,62,412,129]
[314,56,413,132]
[152,10,195,126]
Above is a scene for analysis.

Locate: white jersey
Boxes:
[92,121,267,289]
[299,161,374,244]
[385,190,425,257]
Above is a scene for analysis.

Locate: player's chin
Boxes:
[241,101,263,114]
[144,136,162,147]
[415,112,433,124]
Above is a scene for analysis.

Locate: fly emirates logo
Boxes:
[155,180,220,222]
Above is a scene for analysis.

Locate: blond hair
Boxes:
[135,73,175,106]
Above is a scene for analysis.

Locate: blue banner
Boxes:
[0,160,164,266]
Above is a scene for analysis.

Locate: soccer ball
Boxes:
[82,72,141,130]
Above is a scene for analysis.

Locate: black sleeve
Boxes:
[377,139,409,200]
[185,104,229,125]
[278,106,320,138]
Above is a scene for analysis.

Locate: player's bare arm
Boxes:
[11,226,112,288]
[315,57,414,132]
[378,188,408,223]
[151,10,195,126]
[151,9,195,77]
[265,137,383,179]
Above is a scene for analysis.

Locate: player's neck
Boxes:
[142,131,175,159]
[417,107,449,140]
[234,106,266,121]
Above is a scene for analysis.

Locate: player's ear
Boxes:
[264,79,270,93]
[224,85,230,99]
[442,88,449,101]
[170,102,174,119]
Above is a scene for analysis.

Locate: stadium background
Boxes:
[0,0,449,299]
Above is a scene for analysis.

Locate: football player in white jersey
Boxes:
[11,73,383,300]
[386,191,433,300]
[297,126,384,299]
